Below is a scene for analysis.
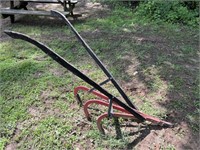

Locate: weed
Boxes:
[0,138,8,150]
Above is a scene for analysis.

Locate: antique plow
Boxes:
[4,10,173,134]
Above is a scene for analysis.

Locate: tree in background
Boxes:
[134,0,199,26]
[97,0,199,26]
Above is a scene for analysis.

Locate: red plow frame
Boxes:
[74,86,173,134]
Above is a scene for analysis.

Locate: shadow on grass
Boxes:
[111,27,199,149]
[107,28,198,149]
[136,30,199,149]
[66,20,199,148]
[126,125,164,149]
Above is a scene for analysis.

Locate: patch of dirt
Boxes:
[49,67,66,76]
[33,71,43,78]
[40,89,52,101]
[74,0,110,19]
[28,107,40,117]
[33,55,48,61]
[5,142,17,150]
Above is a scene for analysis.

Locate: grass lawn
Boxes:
[0,3,199,150]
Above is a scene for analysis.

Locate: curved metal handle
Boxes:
[4,30,145,121]
[50,10,138,110]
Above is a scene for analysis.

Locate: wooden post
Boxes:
[63,0,67,12]
[10,0,15,23]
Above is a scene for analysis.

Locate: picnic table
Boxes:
[0,0,80,23]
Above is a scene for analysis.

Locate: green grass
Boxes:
[0,4,199,150]
[15,116,75,149]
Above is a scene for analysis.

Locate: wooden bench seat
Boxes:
[0,0,78,3]
[0,0,80,23]
[13,0,78,4]
[0,8,69,16]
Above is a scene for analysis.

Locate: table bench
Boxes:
[0,0,80,23]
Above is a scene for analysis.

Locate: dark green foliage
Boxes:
[93,0,199,26]
[184,1,199,10]
[135,0,199,26]
[121,1,140,9]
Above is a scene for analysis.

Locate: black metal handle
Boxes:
[51,10,138,110]
[4,30,145,122]
[108,98,113,118]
